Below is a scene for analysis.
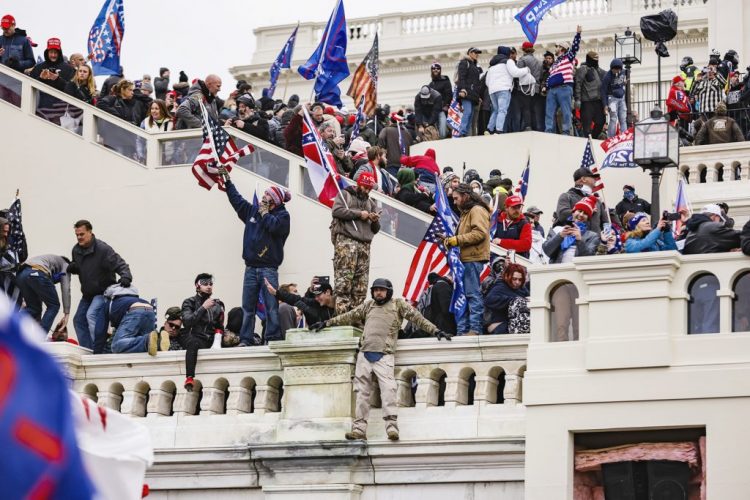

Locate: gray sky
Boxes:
[7,0,467,95]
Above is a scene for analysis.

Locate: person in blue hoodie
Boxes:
[220,168,291,346]
[623,212,678,253]
[102,284,163,356]
[600,58,627,137]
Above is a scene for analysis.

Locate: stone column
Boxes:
[414,377,439,408]
[269,327,361,441]
[474,375,499,406]
[503,375,521,406]
[173,388,201,417]
[146,388,175,417]
[226,385,254,415]
[96,390,123,411]
[121,388,148,417]
[443,376,469,408]
[200,387,227,415]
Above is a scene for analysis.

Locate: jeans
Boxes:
[240,266,280,344]
[73,295,106,351]
[16,267,60,333]
[545,85,573,134]
[607,96,627,137]
[456,262,485,335]
[488,90,511,132]
[111,308,155,353]
[457,99,474,137]
[580,100,606,139]
[437,111,447,138]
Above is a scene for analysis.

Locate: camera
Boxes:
[662,211,681,221]
[316,276,330,285]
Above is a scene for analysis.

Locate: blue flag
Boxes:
[87,0,125,76]
[268,25,298,99]
[298,0,350,107]
[0,297,96,498]
[514,0,567,43]
[252,192,267,322]
[350,97,365,141]
[433,174,466,320]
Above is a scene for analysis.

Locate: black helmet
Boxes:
[680,56,693,68]
[463,168,481,184]
[370,278,393,304]
[724,49,739,65]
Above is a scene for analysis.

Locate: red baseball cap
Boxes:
[26,36,38,48]
[1,14,15,28]
[47,37,62,51]
[521,41,534,50]
[357,172,377,189]
[505,195,524,208]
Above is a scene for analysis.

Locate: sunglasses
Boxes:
[197,279,213,286]
[167,322,181,329]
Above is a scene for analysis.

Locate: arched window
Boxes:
[688,274,720,334]
[733,272,750,333]
[550,282,579,342]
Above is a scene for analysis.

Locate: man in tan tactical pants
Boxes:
[311,278,452,441]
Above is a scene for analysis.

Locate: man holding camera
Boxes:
[29,38,74,92]
[226,94,270,142]
[310,278,452,441]
[181,274,225,391]
[220,167,291,346]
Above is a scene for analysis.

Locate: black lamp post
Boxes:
[633,107,679,222]
[614,28,642,127]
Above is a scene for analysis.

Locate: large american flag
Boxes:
[350,97,365,141]
[446,86,463,137]
[402,216,451,303]
[192,103,254,191]
[7,198,27,264]
[580,138,604,194]
[346,33,378,117]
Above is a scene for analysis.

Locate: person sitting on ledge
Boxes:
[310,278,452,442]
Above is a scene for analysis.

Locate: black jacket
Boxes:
[615,196,651,219]
[429,75,453,110]
[423,278,457,334]
[237,114,270,142]
[29,49,75,92]
[70,237,132,299]
[154,75,170,100]
[181,293,225,341]
[456,56,483,104]
[741,219,750,256]
[413,89,443,126]
[97,95,138,124]
[275,288,335,326]
[683,213,741,254]
[484,280,529,334]
[64,81,94,105]
[395,186,433,214]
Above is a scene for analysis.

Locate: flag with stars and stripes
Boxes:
[514,158,530,201]
[301,106,345,207]
[446,86,463,137]
[350,96,365,141]
[7,198,27,264]
[192,103,254,191]
[87,0,125,76]
[346,33,379,117]
[580,138,604,194]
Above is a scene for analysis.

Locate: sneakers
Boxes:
[184,376,194,392]
[345,429,366,440]
[147,331,159,356]
[465,331,480,336]
[387,429,400,441]
[158,329,170,352]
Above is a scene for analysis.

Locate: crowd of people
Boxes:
[3,12,750,439]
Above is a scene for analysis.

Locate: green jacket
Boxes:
[326,298,438,354]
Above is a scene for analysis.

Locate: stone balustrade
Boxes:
[679,142,750,184]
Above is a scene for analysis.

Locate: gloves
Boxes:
[436,330,453,341]
[67,261,79,275]
[309,321,327,332]
[259,200,270,216]
[444,236,458,249]
[118,277,132,288]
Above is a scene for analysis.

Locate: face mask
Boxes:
[473,187,481,194]
[624,190,636,201]
[580,185,593,196]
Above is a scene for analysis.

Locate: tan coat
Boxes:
[456,203,490,262]
[331,187,381,243]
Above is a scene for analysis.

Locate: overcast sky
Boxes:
[6,0,467,94]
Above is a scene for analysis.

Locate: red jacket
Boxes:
[400,148,440,176]
[494,212,532,254]
[666,85,691,121]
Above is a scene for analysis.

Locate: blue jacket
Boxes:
[226,181,290,268]
[624,228,678,253]
[107,295,150,328]
[0,32,35,71]
[600,59,627,106]
[483,280,529,334]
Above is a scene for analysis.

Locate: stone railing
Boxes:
[678,142,750,184]
[49,328,529,442]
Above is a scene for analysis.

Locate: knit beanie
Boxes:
[265,186,291,206]
[573,196,597,218]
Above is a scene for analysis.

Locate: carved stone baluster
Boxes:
[173,388,200,417]
[414,377,439,408]
[121,389,148,417]
[96,391,122,411]
[473,375,499,406]
[503,375,522,406]
[254,385,280,415]
[226,386,254,415]
[146,388,175,417]
[396,377,415,407]
[443,376,468,408]
[200,387,226,415]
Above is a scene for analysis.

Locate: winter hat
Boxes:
[357,172,377,189]
[521,41,534,52]
[46,37,62,51]
[347,114,356,125]
[427,272,441,285]
[498,46,511,56]
[505,195,524,208]
[324,106,335,115]
[140,81,153,94]
[265,186,291,206]
[442,172,459,187]
[431,62,441,70]
[672,75,684,84]
[347,136,369,156]
[627,212,649,231]
[397,168,416,188]
[389,112,403,123]
[586,51,599,61]
[489,169,502,178]
[179,70,188,83]
[1,14,15,29]
[573,196,598,218]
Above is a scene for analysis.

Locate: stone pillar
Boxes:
[443,376,469,408]
[173,388,200,417]
[503,375,521,406]
[414,377,439,408]
[96,390,123,411]
[146,388,175,417]
[269,327,361,441]
[253,385,280,415]
[740,162,750,181]
[688,165,700,184]
[121,389,148,417]
[395,378,415,407]
[226,385,254,415]
[474,375,500,406]
[200,387,226,415]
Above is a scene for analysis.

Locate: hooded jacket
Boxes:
[0,29,35,71]
[331,186,381,243]
[400,148,440,184]
[624,228,678,253]
[486,47,531,94]
[176,80,219,129]
[741,219,750,256]
[694,112,744,145]
[456,55,483,103]
[666,84,691,122]
[414,88,443,126]
[29,48,75,92]
[484,280,529,334]
[378,124,411,167]
[574,56,606,103]
[615,195,651,219]
[517,53,543,91]
[600,59,627,107]
[683,213,741,254]
[97,93,138,124]
[542,225,600,263]
[456,201,491,262]
[154,72,169,100]
[429,74,453,110]
[70,236,132,300]
[225,181,290,268]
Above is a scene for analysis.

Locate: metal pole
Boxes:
[649,165,662,223]
[657,55,662,109]
[625,63,633,127]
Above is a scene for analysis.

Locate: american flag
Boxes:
[7,198,27,264]
[514,158,530,201]
[402,217,451,303]
[87,0,125,76]
[192,103,254,191]
[350,97,365,141]
[446,86,463,137]
[673,177,691,238]
[346,33,378,116]
[580,138,604,194]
